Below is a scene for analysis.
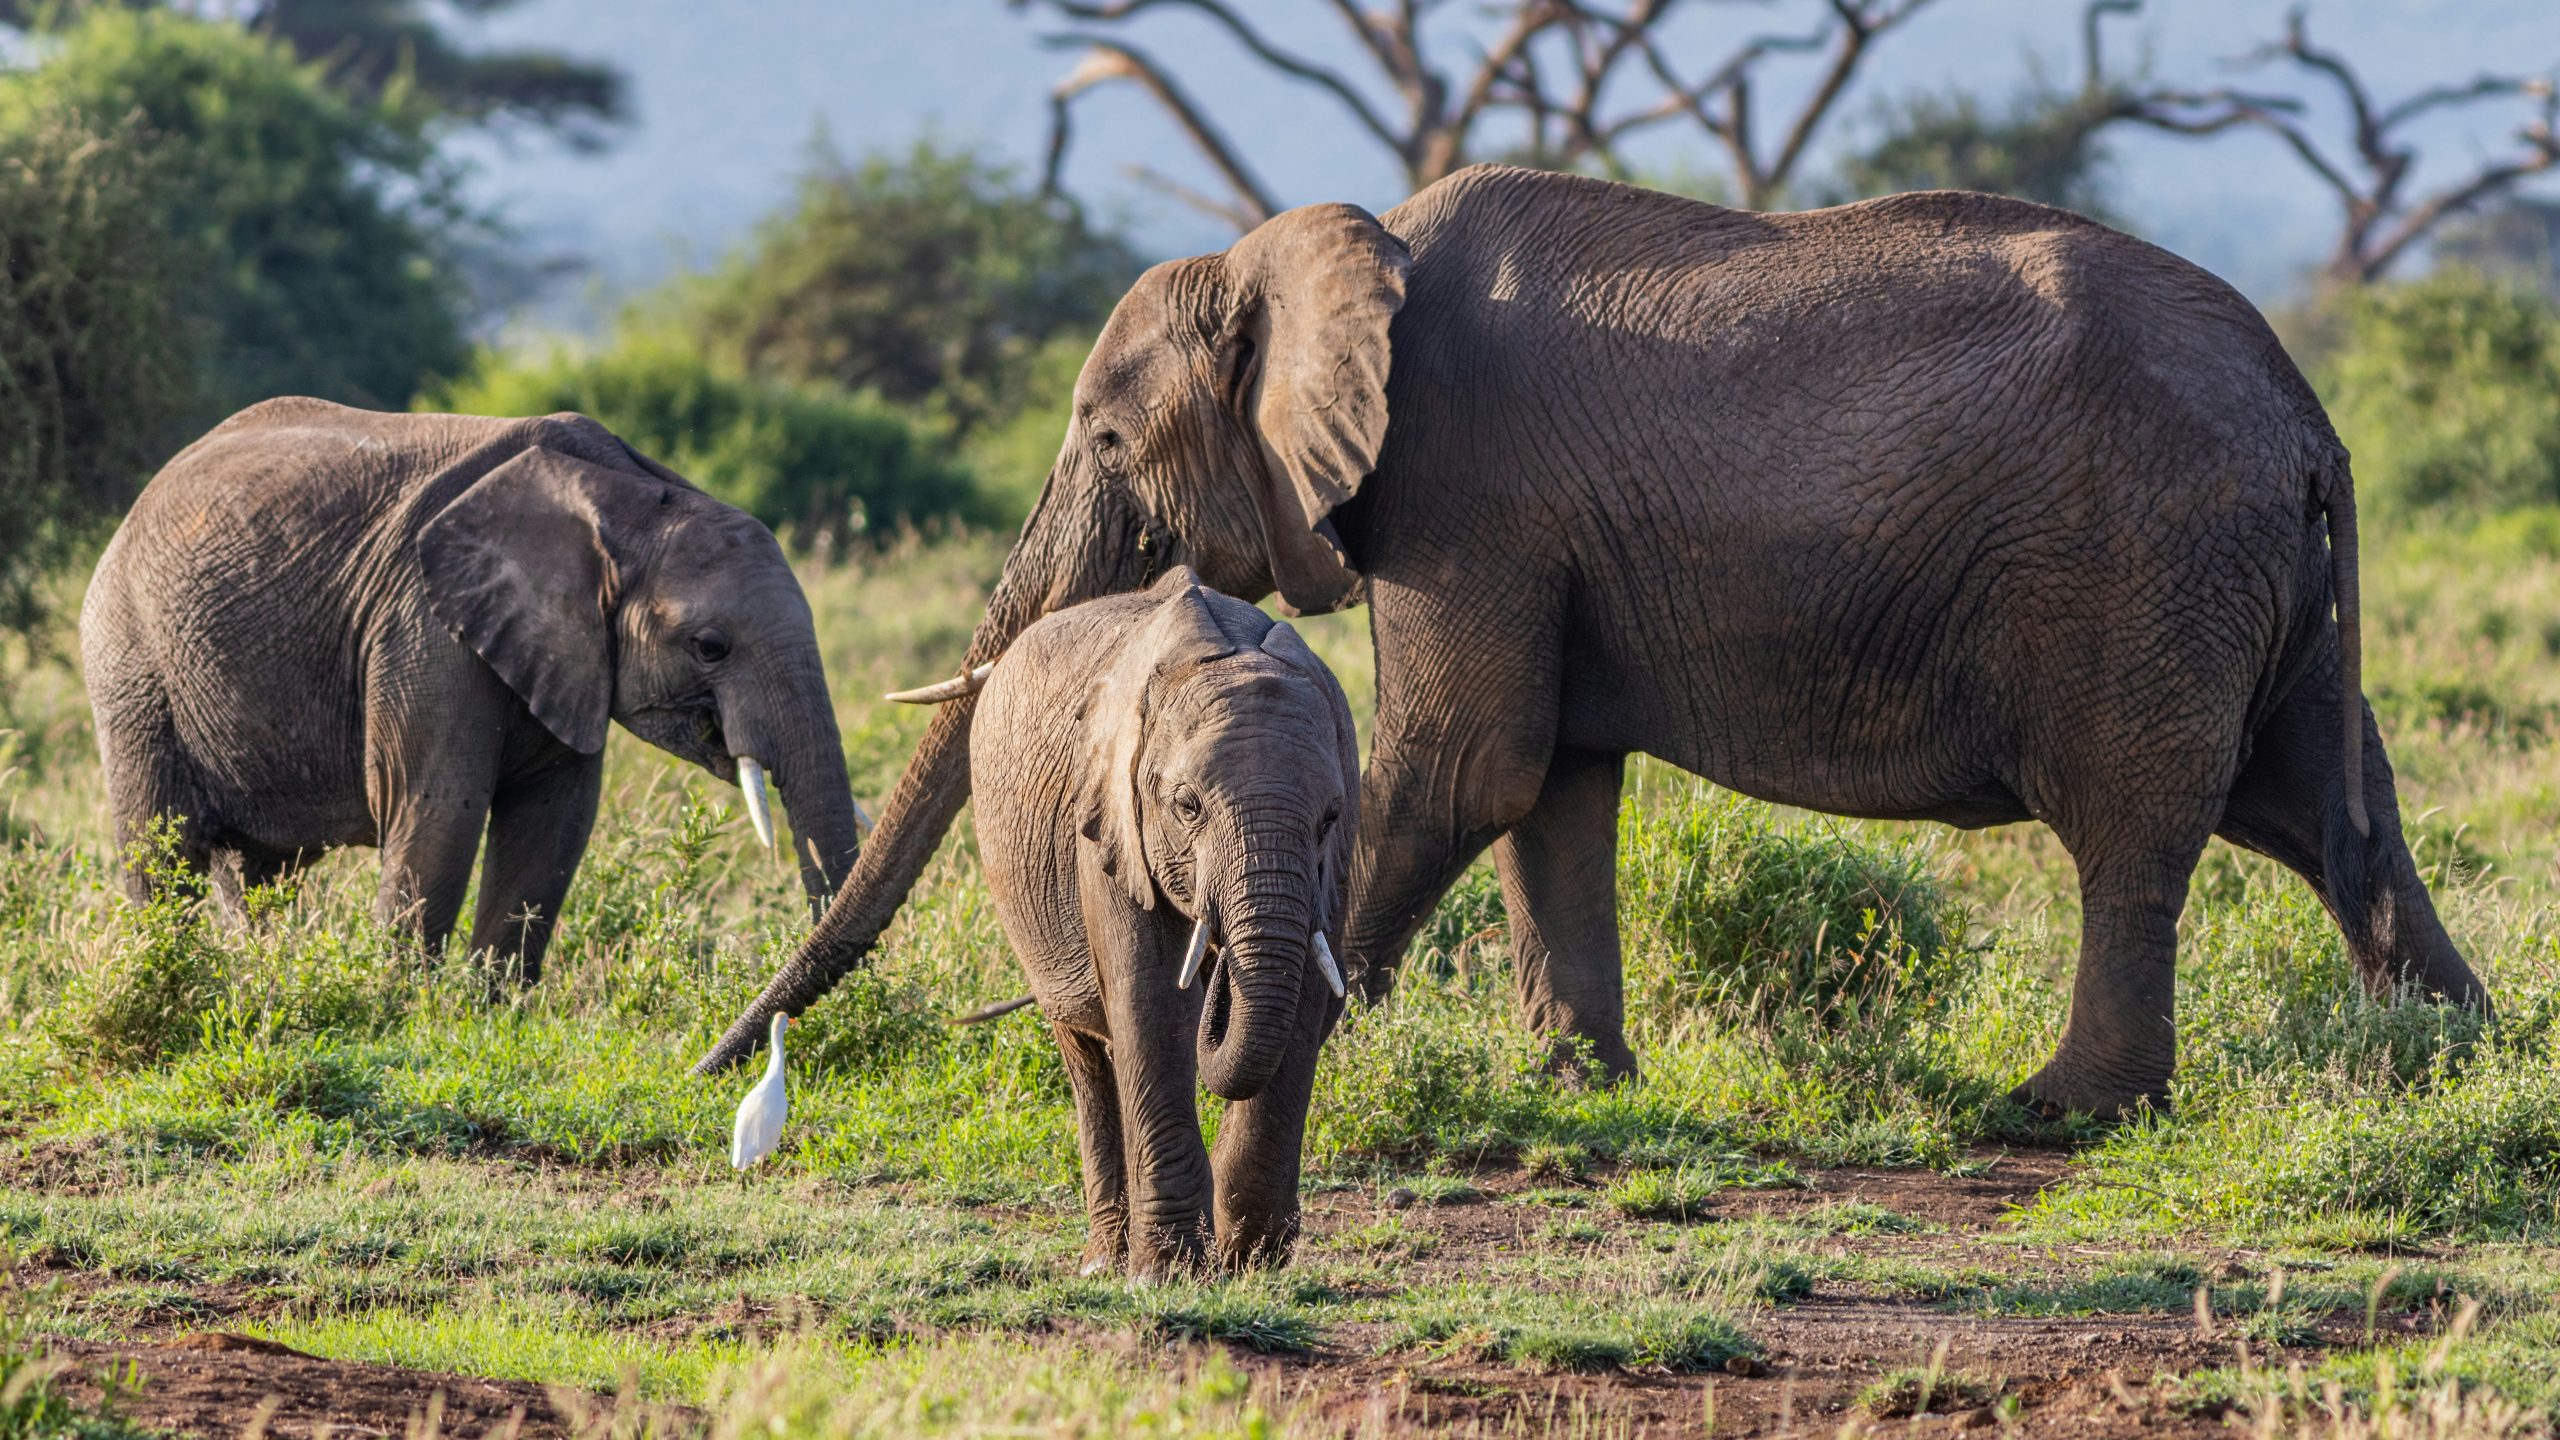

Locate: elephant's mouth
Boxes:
[622,697,727,773]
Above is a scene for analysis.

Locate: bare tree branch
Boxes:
[1019,0,1945,228]
[2111,7,2559,282]
[1028,0,1404,149]
[1039,37,1280,227]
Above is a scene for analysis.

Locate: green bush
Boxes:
[0,7,480,625]
[48,822,228,1072]
[0,94,190,631]
[6,8,471,416]
[2320,270,2560,516]
[428,333,986,548]
[657,139,1137,436]
[1619,786,1968,1029]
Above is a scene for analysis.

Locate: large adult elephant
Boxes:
[698,165,2485,1117]
[84,399,867,979]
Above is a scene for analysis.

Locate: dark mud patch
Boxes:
[54,1334,597,1438]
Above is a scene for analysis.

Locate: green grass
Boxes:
[7,520,2560,1428]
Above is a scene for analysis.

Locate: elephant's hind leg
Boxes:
[2018,702,2248,1118]
[2015,831,2212,1119]
[97,692,214,904]
[1492,747,1637,1082]
[2215,667,2484,1007]
[1053,1022,1130,1276]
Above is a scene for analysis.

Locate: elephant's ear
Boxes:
[1222,203,1409,618]
[1258,619,1361,927]
[417,446,655,754]
[1077,569,1235,911]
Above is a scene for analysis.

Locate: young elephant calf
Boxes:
[972,568,1358,1277]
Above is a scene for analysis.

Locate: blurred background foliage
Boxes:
[0,0,2554,622]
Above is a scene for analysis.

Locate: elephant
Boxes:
[698,164,2487,1120]
[971,567,1357,1276]
[82,398,866,979]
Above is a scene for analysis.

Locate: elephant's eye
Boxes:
[1318,806,1340,839]
[1092,428,1126,472]
[1172,785,1204,825]
[690,628,733,665]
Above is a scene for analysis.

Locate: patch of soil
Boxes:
[1244,1150,2307,1437]
[50,1334,644,1440]
[36,1153,2379,1438]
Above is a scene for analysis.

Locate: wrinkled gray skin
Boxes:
[974,568,1357,1276]
[702,165,2487,1119]
[83,399,863,977]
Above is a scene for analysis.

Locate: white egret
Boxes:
[729,1012,791,1170]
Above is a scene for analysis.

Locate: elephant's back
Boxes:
[124,400,514,554]
[1386,167,2328,480]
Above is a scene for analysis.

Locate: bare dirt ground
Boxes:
[55,1331,585,1439]
[46,1153,2344,1438]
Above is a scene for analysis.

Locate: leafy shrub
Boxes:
[2320,270,2560,517]
[953,332,1089,521]
[1619,785,1968,1028]
[0,100,191,631]
[429,332,984,550]
[1410,861,1507,977]
[1304,981,1546,1160]
[47,821,228,1071]
[658,139,1138,435]
[7,8,472,418]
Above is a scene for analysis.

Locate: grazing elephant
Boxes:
[700,165,2487,1119]
[973,567,1357,1276]
[82,399,866,978]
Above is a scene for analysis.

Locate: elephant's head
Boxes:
[1084,571,1359,1101]
[697,203,1407,1070]
[419,446,862,910]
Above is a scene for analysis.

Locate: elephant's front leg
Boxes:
[469,750,605,984]
[1492,746,1635,1082]
[375,793,491,958]
[1341,574,1564,1003]
[367,657,510,960]
[1053,1021,1130,1275]
[1211,972,1338,1271]
[1085,865,1212,1278]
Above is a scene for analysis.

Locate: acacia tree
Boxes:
[2109,7,2558,284]
[0,0,626,149]
[1018,0,1942,226]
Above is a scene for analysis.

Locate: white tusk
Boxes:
[1177,914,1210,990]
[884,662,995,705]
[1313,931,1346,999]
[736,756,776,850]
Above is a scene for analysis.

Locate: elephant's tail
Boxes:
[2324,461,2370,839]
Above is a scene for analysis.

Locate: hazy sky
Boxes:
[448,0,2560,322]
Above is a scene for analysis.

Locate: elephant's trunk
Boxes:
[1197,844,1315,1102]
[775,719,862,916]
[720,661,863,919]
[693,466,1160,1073]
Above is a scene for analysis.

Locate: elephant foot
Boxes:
[1124,1217,1213,1282]
[1080,1216,1128,1278]
[1542,1029,1639,1088]
[1215,1216,1301,1274]
[2007,1058,2169,1125]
